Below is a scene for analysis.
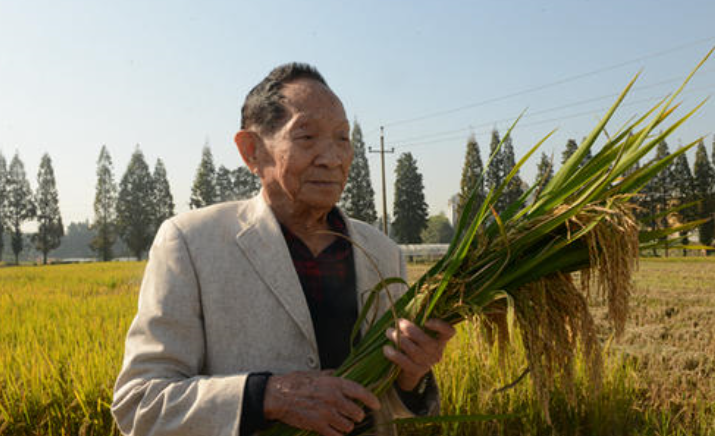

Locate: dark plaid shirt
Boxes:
[280,208,358,369]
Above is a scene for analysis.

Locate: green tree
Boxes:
[5,153,36,264]
[562,139,579,165]
[392,152,428,243]
[190,146,217,209]
[340,120,378,223]
[457,134,485,221]
[692,140,715,250]
[562,137,593,169]
[117,147,155,260]
[485,130,524,214]
[486,129,504,195]
[152,158,175,231]
[0,153,7,262]
[640,140,673,255]
[233,167,261,200]
[500,134,524,212]
[534,152,554,191]
[216,165,235,202]
[421,213,454,243]
[671,153,695,256]
[91,145,118,261]
[32,154,64,264]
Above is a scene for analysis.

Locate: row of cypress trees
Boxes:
[89,143,267,262]
[0,146,179,264]
[4,126,710,264]
[637,138,715,253]
[187,144,261,210]
[457,133,715,253]
[91,145,176,261]
[0,152,62,264]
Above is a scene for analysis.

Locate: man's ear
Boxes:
[235,130,261,175]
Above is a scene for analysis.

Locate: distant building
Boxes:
[399,244,449,262]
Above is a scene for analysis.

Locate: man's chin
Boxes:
[300,192,342,211]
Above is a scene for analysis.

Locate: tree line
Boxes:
[0,142,265,264]
[1,125,713,264]
[91,144,263,262]
[0,153,62,264]
[456,133,715,255]
[358,126,714,251]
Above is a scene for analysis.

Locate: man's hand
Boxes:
[263,371,381,436]
[383,318,456,391]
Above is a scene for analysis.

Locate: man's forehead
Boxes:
[288,112,349,127]
[282,80,344,111]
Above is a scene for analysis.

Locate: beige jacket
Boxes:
[112,194,435,436]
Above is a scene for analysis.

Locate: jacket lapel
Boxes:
[234,195,318,353]
[342,213,387,335]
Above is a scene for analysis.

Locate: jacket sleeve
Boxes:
[111,220,248,436]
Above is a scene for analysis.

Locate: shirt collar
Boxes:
[280,208,350,259]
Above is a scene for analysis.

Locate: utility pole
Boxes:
[369,126,394,235]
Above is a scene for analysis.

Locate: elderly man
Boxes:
[112,63,455,436]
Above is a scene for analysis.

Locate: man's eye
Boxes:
[297,135,313,141]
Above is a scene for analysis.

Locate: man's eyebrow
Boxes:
[289,117,312,130]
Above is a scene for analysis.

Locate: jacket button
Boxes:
[307,355,318,368]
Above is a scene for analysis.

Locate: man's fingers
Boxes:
[383,344,423,375]
[314,421,343,436]
[396,319,436,348]
[328,391,366,423]
[425,318,457,340]
[337,379,381,411]
[389,319,445,360]
[326,410,355,434]
[386,328,434,366]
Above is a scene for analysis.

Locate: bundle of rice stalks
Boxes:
[261,50,713,435]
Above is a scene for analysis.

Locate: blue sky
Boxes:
[1,0,714,226]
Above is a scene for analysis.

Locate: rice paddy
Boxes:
[1,259,714,435]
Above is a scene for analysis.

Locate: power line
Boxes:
[388,71,712,146]
[393,83,715,149]
[378,36,715,129]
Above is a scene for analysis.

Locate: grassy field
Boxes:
[1,259,714,435]
[0,263,143,436]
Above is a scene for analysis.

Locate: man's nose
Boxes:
[315,140,347,167]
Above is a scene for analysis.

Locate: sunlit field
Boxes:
[0,263,144,436]
[1,259,714,435]
[403,258,715,436]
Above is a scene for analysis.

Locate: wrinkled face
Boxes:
[255,79,353,213]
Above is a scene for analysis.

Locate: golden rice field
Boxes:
[1,259,714,436]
